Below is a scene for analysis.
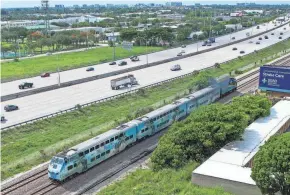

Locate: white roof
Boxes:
[193,100,290,185]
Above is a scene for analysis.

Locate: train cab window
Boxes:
[101,152,105,156]
[125,137,129,141]
[90,147,95,152]
[101,142,104,147]
[74,163,78,167]
[67,165,73,170]
[120,133,124,137]
[96,155,100,159]
[105,140,109,144]
[110,138,114,142]
[91,157,95,162]
[106,150,110,154]
[130,135,133,139]
[84,150,89,154]
[79,152,84,157]
[115,135,119,140]
[141,129,144,133]
[95,145,99,149]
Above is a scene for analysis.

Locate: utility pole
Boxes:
[113,30,116,61]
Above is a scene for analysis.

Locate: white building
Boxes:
[192,100,290,195]
[105,32,120,41]
[50,27,113,33]
[244,10,264,15]
[225,24,243,30]
[1,20,40,28]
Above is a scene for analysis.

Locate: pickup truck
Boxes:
[19,82,33,89]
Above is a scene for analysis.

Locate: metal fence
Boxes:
[1,34,290,131]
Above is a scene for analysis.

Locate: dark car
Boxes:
[118,61,127,66]
[41,72,50,77]
[264,35,268,39]
[177,53,182,56]
[4,105,19,112]
[284,28,286,30]
[240,51,245,54]
[279,36,282,39]
[130,56,140,61]
[271,33,274,35]
[256,41,260,44]
[86,67,94,71]
[258,37,262,40]
[256,26,260,29]
[19,82,33,89]
[207,43,212,46]
[109,61,116,65]
[181,45,186,48]
[232,47,238,50]
[1,115,5,122]
[280,32,283,35]
[231,37,235,40]
[129,56,138,60]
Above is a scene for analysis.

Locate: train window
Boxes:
[105,140,109,144]
[79,152,84,157]
[95,145,99,149]
[96,155,100,159]
[67,165,73,170]
[91,157,95,162]
[130,135,133,139]
[141,130,144,133]
[106,150,110,154]
[90,147,95,152]
[125,137,129,141]
[120,133,124,137]
[115,135,119,140]
[74,163,78,167]
[101,142,104,147]
[101,152,105,156]
[110,138,114,142]
[84,150,89,154]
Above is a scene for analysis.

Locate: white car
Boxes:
[170,64,181,71]
[46,52,52,56]
[181,50,185,53]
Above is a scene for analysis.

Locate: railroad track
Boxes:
[2,54,290,195]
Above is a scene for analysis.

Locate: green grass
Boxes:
[98,162,232,195]
[1,46,163,81]
[1,39,290,181]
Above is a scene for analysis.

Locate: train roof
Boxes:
[192,100,290,185]
[189,86,215,98]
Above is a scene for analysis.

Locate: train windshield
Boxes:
[50,157,64,164]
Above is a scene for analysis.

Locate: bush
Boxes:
[151,95,272,170]
[235,69,244,74]
[14,58,19,62]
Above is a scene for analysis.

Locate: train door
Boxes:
[81,158,88,172]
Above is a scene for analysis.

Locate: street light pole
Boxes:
[113,30,116,61]
[146,40,148,65]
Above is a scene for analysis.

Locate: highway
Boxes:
[1,20,283,97]
[1,24,289,129]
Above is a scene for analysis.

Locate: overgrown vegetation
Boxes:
[151,95,272,170]
[251,132,290,195]
[98,162,233,195]
[1,39,289,180]
[1,46,163,81]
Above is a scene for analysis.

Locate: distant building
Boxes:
[166,2,182,7]
[230,12,243,17]
[73,5,79,8]
[243,10,264,15]
[106,4,114,8]
[82,4,87,8]
[1,20,39,28]
[55,5,64,8]
[225,24,243,30]
[105,32,120,41]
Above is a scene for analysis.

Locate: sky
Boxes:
[1,0,290,8]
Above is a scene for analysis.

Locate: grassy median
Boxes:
[1,39,290,181]
[98,162,232,195]
[1,46,163,81]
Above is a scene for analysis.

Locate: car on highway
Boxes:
[46,52,52,56]
[170,64,181,71]
[271,33,275,35]
[27,54,34,57]
[256,26,260,29]
[207,43,212,46]
[118,61,127,66]
[231,37,235,40]
[86,67,94,71]
[177,53,182,56]
[279,36,282,39]
[19,82,33,89]
[232,47,238,50]
[130,56,140,62]
[109,61,116,65]
[1,115,5,122]
[249,41,253,43]
[4,105,19,112]
[284,27,286,30]
[240,51,245,54]
[280,32,283,35]
[258,37,262,40]
[181,45,186,48]
[256,41,260,44]
[202,41,207,46]
[180,50,185,53]
[41,72,50,78]
[264,35,268,39]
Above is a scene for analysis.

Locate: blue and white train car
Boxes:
[48,74,237,182]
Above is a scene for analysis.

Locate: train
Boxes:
[48,75,237,182]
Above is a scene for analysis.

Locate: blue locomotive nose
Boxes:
[48,170,59,180]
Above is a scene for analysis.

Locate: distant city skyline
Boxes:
[2,0,290,8]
